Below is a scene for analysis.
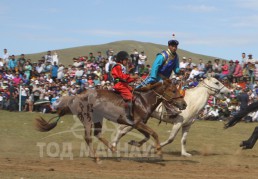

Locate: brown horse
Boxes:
[35,79,187,161]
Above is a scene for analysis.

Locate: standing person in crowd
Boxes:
[17,54,26,73]
[24,61,32,80]
[2,48,9,65]
[111,51,138,121]
[52,51,59,65]
[246,54,256,84]
[57,64,64,80]
[8,55,17,72]
[9,82,18,111]
[105,58,113,82]
[227,60,236,83]
[51,62,58,81]
[242,52,248,77]
[233,60,243,82]
[198,59,205,74]
[96,51,103,63]
[137,35,180,87]
[138,51,147,74]
[237,88,249,122]
[131,49,139,73]
[44,51,53,64]
[241,52,247,64]
[107,49,114,63]
[20,85,28,111]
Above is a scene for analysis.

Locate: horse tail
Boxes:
[35,116,61,132]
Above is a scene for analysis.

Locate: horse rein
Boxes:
[200,80,225,95]
[152,81,183,103]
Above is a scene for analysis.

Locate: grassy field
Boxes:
[0,110,258,179]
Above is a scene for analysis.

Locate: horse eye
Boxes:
[172,90,176,93]
[215,82,220,85]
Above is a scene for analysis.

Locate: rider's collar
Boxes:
[166,49,176,59]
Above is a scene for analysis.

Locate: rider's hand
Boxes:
[131,74,139,79]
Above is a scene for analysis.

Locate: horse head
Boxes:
[155,79,187,110]
[201,76,231,100]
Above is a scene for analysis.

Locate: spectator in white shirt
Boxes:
[188,65,201,80]
[2,49,9,65]
[180,57,188,69]
[52,51,59,65]
[138,51,147,73]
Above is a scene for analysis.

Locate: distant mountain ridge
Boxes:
[25,40,218,66]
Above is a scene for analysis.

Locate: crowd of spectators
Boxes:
[0,48,258,123]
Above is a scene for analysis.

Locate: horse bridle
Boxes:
[201,80,225,95]
[152,81,183,102]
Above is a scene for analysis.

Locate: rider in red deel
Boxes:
[111,51,138,121]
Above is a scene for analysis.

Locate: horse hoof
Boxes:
[110,146,117,153]
[95,158,102,164]
[240,141,244,147]
[181,152,192,157]
[156,150,163,157]
[128,140,141,147]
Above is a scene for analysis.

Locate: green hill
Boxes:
[25,40,218,66]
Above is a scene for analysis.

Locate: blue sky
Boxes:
[1,0,258,60]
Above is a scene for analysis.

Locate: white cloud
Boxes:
[231,15,258,28]
[40,7,61,13]
[183,34,257,47]
[173,4,217,13]
[235,0,258,9]
[12,24,52,30]
[20,34,79,43]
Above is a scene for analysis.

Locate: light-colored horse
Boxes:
[112,77,231,157]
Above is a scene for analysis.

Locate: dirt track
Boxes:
[1,111,258,179]
[1,153,258,179]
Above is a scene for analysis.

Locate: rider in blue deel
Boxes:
[137,34,180,88]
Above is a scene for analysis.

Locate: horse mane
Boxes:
[134,81,166,92]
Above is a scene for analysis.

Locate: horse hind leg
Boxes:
[111,124,133,148]
[240,126,258,149]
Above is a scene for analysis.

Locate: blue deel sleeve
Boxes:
[174,56,180,74]
[149,54,164,80]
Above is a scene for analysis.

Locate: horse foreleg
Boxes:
[78,110,98,161]
[160,122,182,148]
[181,125,192,157]
[94,122,116,153]
[111,124,133,148]
[134,122,162,156]
[128,128,150,147]
[84,125,97,159]
[240,126,258,149]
